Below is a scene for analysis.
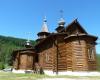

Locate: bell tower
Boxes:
[37,16,50,42]
[56,10,66,33]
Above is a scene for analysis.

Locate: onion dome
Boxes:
[58,18,65,26]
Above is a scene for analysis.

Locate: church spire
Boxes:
[41,16,49,32]
[36,16,50,43]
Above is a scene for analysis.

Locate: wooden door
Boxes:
[19,54,27,69]
[27,54,33,69]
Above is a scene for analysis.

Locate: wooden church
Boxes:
[12,17,98,74]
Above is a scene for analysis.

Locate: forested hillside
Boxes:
[0,35,36,68]
[97,54,100,71]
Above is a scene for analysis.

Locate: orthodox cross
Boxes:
[60,10,64,18]
[25,32,32,42]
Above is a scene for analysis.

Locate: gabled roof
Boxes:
[35,33,67,48]
[65,19,88,34]
[35,18,97,48]
[64,33,98,41]
[13,48,35,53]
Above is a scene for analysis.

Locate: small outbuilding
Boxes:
[12,41,38,71]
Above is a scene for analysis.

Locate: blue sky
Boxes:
[0,0,100,53]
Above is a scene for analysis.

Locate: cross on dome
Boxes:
[58,10,65,26]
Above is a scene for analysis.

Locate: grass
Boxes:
[0,71,47,80]
[0,71,100,80]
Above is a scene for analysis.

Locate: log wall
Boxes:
[56,36,67,71]
[66,42,73,71]
[38,35,97,72]
[72,40,88,71]
[39,47,54,70]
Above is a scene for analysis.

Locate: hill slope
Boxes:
[0,35,36,67]
[97,54,100,71]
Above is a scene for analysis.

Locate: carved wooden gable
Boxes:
[65,19,87,35]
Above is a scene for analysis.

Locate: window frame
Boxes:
[88,47,95,61]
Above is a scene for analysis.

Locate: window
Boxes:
[88,47,95,61]
[45,53,49,62]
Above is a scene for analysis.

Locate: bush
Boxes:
[0,62,5,70]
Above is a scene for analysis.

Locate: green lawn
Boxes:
[0,71,47,80]
[0,71,100,80]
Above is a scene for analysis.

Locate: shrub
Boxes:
[0,62,5,70]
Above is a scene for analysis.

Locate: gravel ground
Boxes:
[39,78,100,80]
